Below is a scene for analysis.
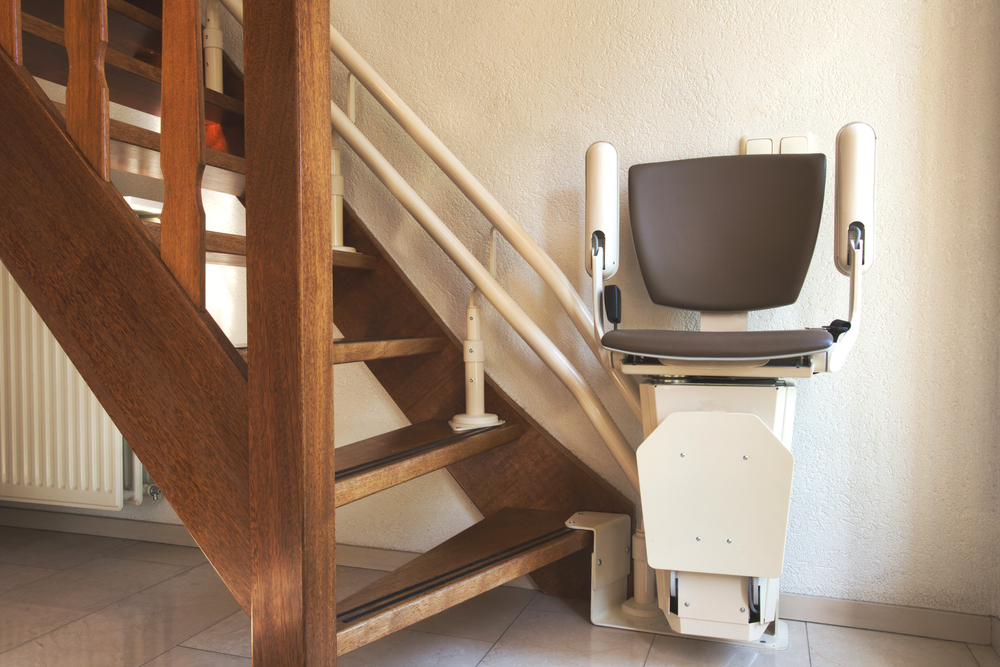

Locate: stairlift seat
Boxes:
[607,153,829,364]
[602,327,834,362]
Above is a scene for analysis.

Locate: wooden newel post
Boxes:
[160,0,207,308]
[245,0,336,664]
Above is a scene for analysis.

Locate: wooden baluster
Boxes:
[64,0,110,180]
[160,0,206,308]
[245,0,335,663]
[0,0,20,63]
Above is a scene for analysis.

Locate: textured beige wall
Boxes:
[328,0,1000,615]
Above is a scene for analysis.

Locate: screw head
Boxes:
[469,348,474,353]
[743,455,749,460]
[740,607,746,613]
[625,546,630,553]
[470,378,474,383]
[684,602,690,607]
[680,453,686,458]
[696,536,701,541]
[727,538,732,544]
[597,559,602,566]
[568,520,575,524]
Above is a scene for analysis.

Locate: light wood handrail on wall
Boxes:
[216,0,641,493]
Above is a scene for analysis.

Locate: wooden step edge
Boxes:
[233,337,446,363]
[21,13,244,117]
[335,508,592,656]
[334,420,524,508]
[107,0,162,32]
[333,337,446,364]
[138,220,377,269]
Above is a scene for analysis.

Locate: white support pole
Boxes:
[450,297,504,431]
[203,0,223,93]
[331,142,355,252]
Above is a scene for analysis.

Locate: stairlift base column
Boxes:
[566,511,788,650]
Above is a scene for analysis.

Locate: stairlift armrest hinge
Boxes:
[824,232,864,373]
[592,235,606,346]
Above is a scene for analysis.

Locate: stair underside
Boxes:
[336,507,592,655]
[335,420,523,507]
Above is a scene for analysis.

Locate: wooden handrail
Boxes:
[159,0,206,308]
[64,0,110,180]
[0,0,21,63]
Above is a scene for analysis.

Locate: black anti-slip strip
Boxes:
[338,526,574,625]
[335,426,497,480]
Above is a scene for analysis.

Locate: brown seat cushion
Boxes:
[602,328,834,361]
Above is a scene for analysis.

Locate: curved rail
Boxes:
[330,102,640,492]
[327,25,641,420]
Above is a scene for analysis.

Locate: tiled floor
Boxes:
[1,526,997,666]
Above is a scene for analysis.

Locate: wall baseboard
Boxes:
[1,507,989,643]
[779,594,991,645]
[0,507,197,547]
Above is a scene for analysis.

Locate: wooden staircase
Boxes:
[0,0,634,663]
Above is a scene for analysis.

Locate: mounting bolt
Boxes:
[597,559,602,566]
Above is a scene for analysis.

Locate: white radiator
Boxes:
[0,262,125,510]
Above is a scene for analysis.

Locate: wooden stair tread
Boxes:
[235,337,446,364]
[49,103,246,197]
[336,507,591,655]
[139,220,377,269]
[335,420,523,507]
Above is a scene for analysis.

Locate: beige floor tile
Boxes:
[0,562,59,594]
[0,526,55,550]
[479,594,654,666]
[337,566,386,600]
[0,599,87,654]
[0,563,240,666]
[644,620,810,667]
[110,543,207,567]
[409,586,536,642]
[339,629,493,667]
[142,646,251,667]
[0,556,188,653]
[0,532,136,570]
[970,644,1000,667]
[181,611,251,658]
[3,556,187,611]
[808,623,980,667]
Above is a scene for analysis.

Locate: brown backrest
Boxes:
[628,154,826,313]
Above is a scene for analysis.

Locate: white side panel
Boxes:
[0,264,123,510]
[638,412,793,578]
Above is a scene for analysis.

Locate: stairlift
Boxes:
[567,123,876,648]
